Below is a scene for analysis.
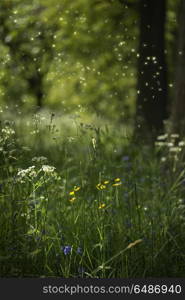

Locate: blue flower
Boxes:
[122,155,129,161]
[77,247,83,255]
[62,246,72,255]
[125,219,132,228]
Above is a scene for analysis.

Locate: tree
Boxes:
[51,0,138,120]
[0,1,57,108]
[170,0,185,135]
[135,0,168,140]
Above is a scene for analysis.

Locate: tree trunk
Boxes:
[170,0,185,136]
[135,0,168,141]
[28,73,43,109]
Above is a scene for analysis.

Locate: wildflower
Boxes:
[157,134,168,140]
[96,183,106,190]
[1,127,15,137]
[69,197,76,203]
[161,157,167,162]
[17,166,37,181]
[167,142,173,147]
[122,156,129,161]
[77,247,83,255]
[30,130,39,135]
[178,141,185,147]
[69,191,75,196]
[104,180,109,184]
[112,182,122,187]
[17,166,35,176]
[112,178,122,186]
[178,198,185,205]
[74,186,81,192]
[41,165,56,173]
[125,220,132,228]
[155,141,165,147]
[169,147,181,153]
[170,134,179,139]
[98,203,106,209]
[62,246,72,255]
[32,156,48,163]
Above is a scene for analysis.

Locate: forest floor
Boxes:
[0,108,185,277]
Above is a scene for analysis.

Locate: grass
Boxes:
[0,108,185,278]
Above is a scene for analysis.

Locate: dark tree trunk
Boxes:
[28,73,44,109]
[171,0,185,136]
[135,0,168,141]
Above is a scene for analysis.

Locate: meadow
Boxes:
[0,107,185,278]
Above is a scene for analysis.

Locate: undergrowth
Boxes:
[0,110,185,277]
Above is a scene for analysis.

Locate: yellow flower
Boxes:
[74,186,81,192]
[69,197,76,203]
[69,191,75,196]
[98,203,106,209]
[112,182,122,187]
[114,178,121,182]
[96,183,106,190]
[100,185,106,189]
[104,180,109,184]
[96,183,101,190]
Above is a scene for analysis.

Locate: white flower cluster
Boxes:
[41,165,56,173]
[17,166,37,182]
[1,126,15,139]
[32,156,48,163]
[155,133,185,163]
[17,164,58,183]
